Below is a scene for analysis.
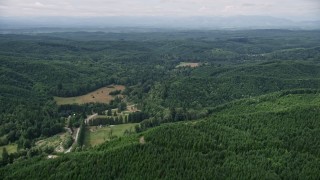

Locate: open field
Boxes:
[54,85,125,105]
[0,144,17,156]
[176,62,200,68]
[84,123,137,147]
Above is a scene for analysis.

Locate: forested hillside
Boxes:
[0,30,320,179]
[1,90,319,179]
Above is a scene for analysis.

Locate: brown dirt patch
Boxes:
[139,136,146,144]
[176,62,200,68]
[54,85,125,105]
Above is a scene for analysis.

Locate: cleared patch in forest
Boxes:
[139,136,145,144]
[35,132,69,153]
[176,62,200,68]
[84,123,137,147]
[54,85,125,105]
[0,144,17,155]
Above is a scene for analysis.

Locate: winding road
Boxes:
[65,113,98,153]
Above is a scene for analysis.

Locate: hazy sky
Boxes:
[0,0,319,20]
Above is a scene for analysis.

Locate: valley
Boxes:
[0,30,320,179]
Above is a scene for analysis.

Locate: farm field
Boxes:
[84,123,137,147]
[54,85,125,105]
[176,62,200,68]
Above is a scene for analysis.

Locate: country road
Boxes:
[65,113,98,153]
[85,113,98,125]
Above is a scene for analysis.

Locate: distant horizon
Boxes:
[2,14,320,21]
[1,0,319,21]
[1,15,319,31]
[1,0,319,30]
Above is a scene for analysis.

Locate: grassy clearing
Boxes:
[54,85,125,105]
[0,144,17,155]
[84,123,138,147]
[176,62,200,68]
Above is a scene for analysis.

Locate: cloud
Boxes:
[242,3,255,7]
[0,0,319,20]
[34,2,44,7]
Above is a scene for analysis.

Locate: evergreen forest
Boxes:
[0,30,320,179]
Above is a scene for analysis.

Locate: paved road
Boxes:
[85,113,98,124]
[65,146,72,153]
[65,113,98,153]
[65,128,78,153]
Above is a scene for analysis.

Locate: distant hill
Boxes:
[1,16,319,32]
[1,30,320,179]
